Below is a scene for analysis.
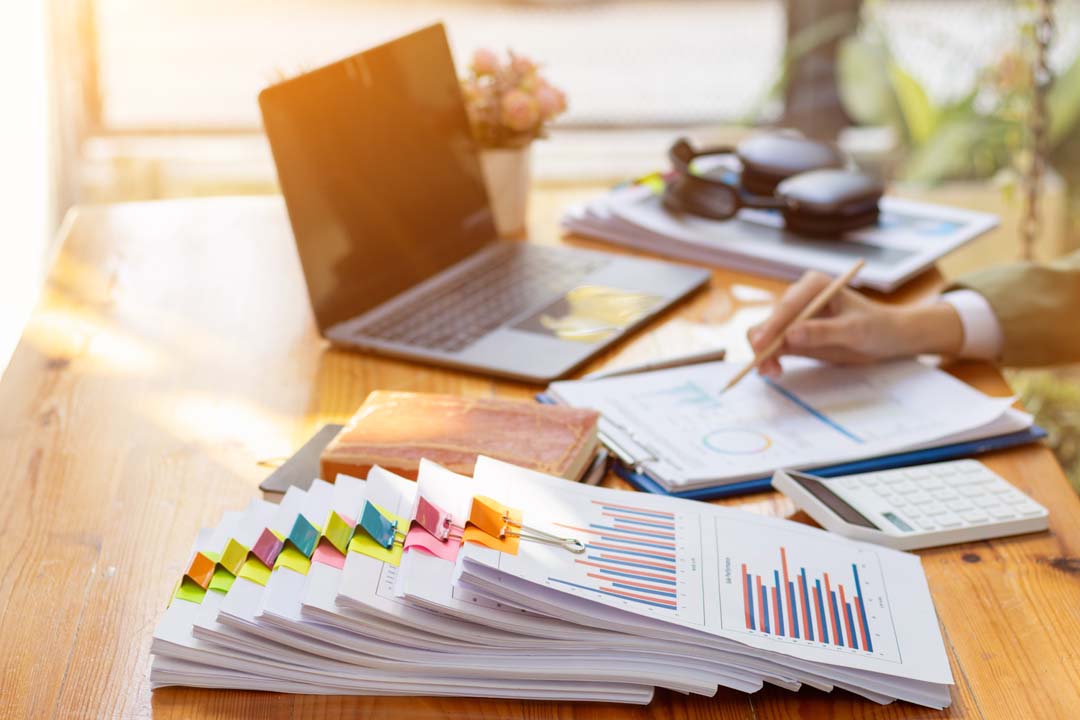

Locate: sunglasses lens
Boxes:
[695,184,738,218]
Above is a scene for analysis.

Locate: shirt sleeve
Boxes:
[940,289,1004,360]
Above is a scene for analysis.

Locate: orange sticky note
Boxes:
[465,497,523,556]
[463,524,520,555]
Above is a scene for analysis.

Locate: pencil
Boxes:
[721,258,866,393]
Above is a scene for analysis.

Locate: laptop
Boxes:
[258,23,709,382]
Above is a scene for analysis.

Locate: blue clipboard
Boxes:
[537,392,1047,500]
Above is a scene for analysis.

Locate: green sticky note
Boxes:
[324,511,354,555]
[218,538,249,576]
[174,577,208,604]
[238,557,271,586]
[274,545,312,575]
[208,567,236,594]
[349,504,407,567]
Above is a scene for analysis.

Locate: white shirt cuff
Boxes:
[940,290,1004,360]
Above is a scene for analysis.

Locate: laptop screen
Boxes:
[259,24,495,332]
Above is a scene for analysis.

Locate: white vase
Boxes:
[479,145,531,238]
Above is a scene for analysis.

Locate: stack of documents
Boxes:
[154,455,955,707]
[562,183,998,292]
[547,359,1034,493]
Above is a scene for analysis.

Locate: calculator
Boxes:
[772,460,1049,550]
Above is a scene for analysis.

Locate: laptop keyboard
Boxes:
[357,246,606,353]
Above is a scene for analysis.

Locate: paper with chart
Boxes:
[460,457,952,686]
[549,358,1021,489]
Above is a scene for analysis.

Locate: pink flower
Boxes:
[500,89,540,133]
[509,52,535,77]
[535,82,567,120]
[471,48,498,76]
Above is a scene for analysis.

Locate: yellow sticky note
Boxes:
[349,503,406,567]
[208,567,236,594]
[274,545,312,575]
[174,577,208,604]
[238,557,271,586]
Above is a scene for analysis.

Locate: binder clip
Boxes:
[470,496,585,554]
[322,510,355,555]
[183,550,219,589]
[217,538,250,577]
[250,527,286,568]
[284,513,321,558]
[357,501,406,550]
[414,496,462,542]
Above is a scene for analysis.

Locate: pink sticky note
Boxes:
[312,538,346,570]
[404,524,460,563]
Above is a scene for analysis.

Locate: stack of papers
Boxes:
[547,359,1033,492]
[562,184,998,292]
[153,455,955,708]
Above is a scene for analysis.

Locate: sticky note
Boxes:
[469,496,513,538]
[286,514,322,558]
[312,538,346,570]
[404,524,460,563]
[174,577,208,604]
[251,528,285,568]
[218,538,249,577]
[415,496,455,541]
[184,550,220,590]
[274,545,312,575]
[349,503,406,567]
[323,511,355,555]
[238,557,271,586]
[359,501,398,549]
[208,566,236,594]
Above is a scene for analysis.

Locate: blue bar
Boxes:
[586,544,676,564]
[548,578,675,610]
[830,590,844,646]
[773,570,785,636]
[815,580,829,644]
[598,505,674,520]
[746,572,756,631]
[587,555,676,574]
[589,524,674,540]
[611,582,677,599]
[761,584,771,634]
[597,568,676,586]
[788,581,800,639]
[845,602,859,650]
[764,378,863,444]
[606,516,676,530]
[800,569,814,641]
[598,535,675,551]
[852,564,873,652]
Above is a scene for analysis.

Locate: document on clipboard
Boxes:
[547,358,1033,493]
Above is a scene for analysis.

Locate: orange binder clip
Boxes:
[469,496,585,554]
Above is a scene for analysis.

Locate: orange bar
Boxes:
[604,586,677,607]
[588,573,673,594]
[589,541,676,559]
[598,553,674,570]
[741,564,751,629]
[839,584,857,649]
[574,559,674,582]
[824,572,840,645]
[601,512,675,528]
[781,547,794,638]
[756,575,766,632]
[590,500,675,517]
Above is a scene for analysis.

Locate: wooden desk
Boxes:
[1,195,1077,720]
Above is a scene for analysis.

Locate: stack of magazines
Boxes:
[153,456,955,708]
[562,182,997,292]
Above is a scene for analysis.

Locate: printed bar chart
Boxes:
[741,548,873,651]
[542,500,706,625]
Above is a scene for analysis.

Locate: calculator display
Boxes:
[786,471,878,529]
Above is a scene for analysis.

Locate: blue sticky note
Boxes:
[286,514,320,558]
[359,501,398,549]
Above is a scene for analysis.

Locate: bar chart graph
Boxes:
[718,517,900,662]
[544,499,705,624]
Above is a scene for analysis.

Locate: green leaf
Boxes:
[837,36,900,126]
[900,118,981,183]
[887,62,938,146]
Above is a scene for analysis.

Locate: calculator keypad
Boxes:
[831,460,1047,534]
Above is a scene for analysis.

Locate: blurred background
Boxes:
[1,0,1078,484]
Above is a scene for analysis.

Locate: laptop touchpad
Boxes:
[514,285,664,343]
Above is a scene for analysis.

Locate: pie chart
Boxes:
[702,429,772,455]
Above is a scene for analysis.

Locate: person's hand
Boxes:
[746,271,965,377]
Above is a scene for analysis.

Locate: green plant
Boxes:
[837,1,1080,185]
[1006,368,1080,495]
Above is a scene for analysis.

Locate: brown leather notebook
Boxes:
[321,391,600,482]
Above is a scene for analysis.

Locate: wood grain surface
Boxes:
[0,194,1077,720]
